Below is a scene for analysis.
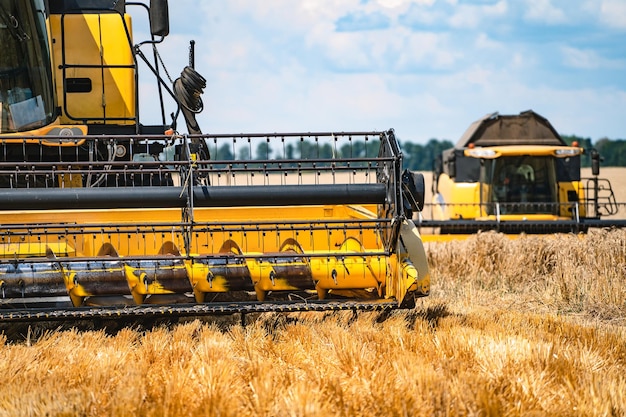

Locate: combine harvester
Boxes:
[0,0,430,324]
[417,110,625,239]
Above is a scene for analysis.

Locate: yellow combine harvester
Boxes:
[418,110,624,237]
[0,0,429,322]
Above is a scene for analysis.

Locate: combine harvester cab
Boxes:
[0,0,429,322]
[422,110,623,236]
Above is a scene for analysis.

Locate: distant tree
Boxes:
[400,141,423,171]
[399,138,454,171]
[255,141,272,160]
[211,143,234,169]
[339,143,354,158]
[561,134,593,167]
[237,147,250,160]
[595,138,626,167]
[365,139,380,157]
[214,143,234,161]
[561,135,626,167]
[247,136,626,170]
[286,144,295,160]
[298,141,318,159]
[350,140,367,158]
[318,143,334,159]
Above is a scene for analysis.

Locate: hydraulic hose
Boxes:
[174,66,206,115]
[173,66,210,170]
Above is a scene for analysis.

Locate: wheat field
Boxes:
[1,229,624,417]
[0,170,625,417]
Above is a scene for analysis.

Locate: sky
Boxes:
[132,0,626,145]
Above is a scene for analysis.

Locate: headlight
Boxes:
[466,148,498,158]
[554,148,581,157]
[43,126,87,146]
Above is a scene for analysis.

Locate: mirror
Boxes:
[447,155,456,178]
[149,0,169,37]
[590,149,601,176]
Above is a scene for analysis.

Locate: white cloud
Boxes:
[474,33,502,50]
[400,31,458,69]
[561,47,600,70]
[377,0,409,9]
[599,0,626,29]
[462,65,493,86]
[134,0,626,143]
[448,1,508,29]
[561,46,626,70]
[523,0,566,24]
[375,0,436,11]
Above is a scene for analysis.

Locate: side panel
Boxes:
[557,155,585,217]
[433,173,482,220]
[558,180,586,218]
[49,13,136,125]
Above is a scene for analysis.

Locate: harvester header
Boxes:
[0,0,430,323]
[0,131,430,321]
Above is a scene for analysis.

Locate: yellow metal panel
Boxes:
[477,214,564,221]
[0,122,87,145]
[49,14,135,125]
[399,219,429,297]
[310,256,382,290]
[1,205,397,302]
[0,205,384,257]
[435,174,482,220]
[100,14,135,122]
[474,145,571,157]
[558,180,586,218]
[0,242,76,258]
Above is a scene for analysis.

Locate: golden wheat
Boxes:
[0,229,625,417]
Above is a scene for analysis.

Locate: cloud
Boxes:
[473,33,502,50]
[378,0,436,8]
[447,1,508,29]
[133,0,626,143]
[599,0,626,30]
[522,0,566,24]
[336,11,391,32]
[561,46,626,70]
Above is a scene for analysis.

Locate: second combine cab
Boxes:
[424,110,621,235]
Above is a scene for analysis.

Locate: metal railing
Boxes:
[583,177,618,217]
[415,199,626,234]
[0,130,406,258]
[0,131,393,189]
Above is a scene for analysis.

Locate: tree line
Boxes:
[210,135,626,169]
[401,135,626,170]
[561,135,626,168]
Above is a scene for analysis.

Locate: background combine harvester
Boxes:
[0,0,430,323]
[417,110,626,239]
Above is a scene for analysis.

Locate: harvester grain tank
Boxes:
[0,0,429,323]
[423,110,623,235]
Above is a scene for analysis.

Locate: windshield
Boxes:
[482,155,559,215]
[0,0,54,133]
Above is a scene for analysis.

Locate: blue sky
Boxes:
[134,0,626,144]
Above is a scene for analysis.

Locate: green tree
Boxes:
[255,141,272,160]
[286,143,295,160]
[211,143,234,169]
[399,138,454,171]
[318,143,334,159]
[237,147,250,160]
[365,139,380,157]
[561,134,593,167]
[595,138,626,167]
[298,141,317,159]
[214,143,234,161]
